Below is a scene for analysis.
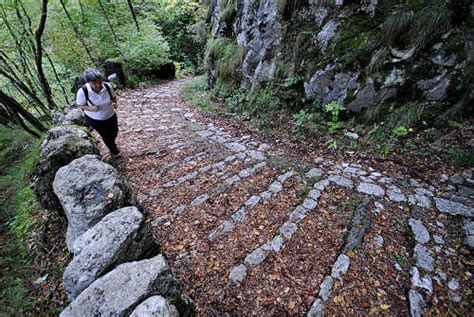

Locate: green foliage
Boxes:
[446,145,474,167]
[326,139,338,149]
[388,102,426,128]
[292,109,314,127]
[0,126,41,315]
[365,124,385,143]
[381,9,414,47]
[392,126,409,137]
[207,38,246,80]
[284,76,304,88]
[147,0,205,66]
[219,1,237,23]
[118,21,170,75]
[11,187,37,252]
[181,75,220,113]
[324,101,345,133]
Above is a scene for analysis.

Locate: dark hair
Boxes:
[82,68,105,82]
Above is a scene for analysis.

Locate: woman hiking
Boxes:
[76,68,120,156]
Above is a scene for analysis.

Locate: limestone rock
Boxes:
[357,182,385,196]
[413,244,434,272]
[53,155,134,249]
[409,289,424,317]
[130,296,179,317]
[434,198,474,217]
[409,218,430,244]
[63,207,160,301]
[229,264,247,286]
[331,254,350,280]
[33,126,99,211]
[60,255,194,316]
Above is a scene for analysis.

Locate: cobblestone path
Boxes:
[111,79,473,316]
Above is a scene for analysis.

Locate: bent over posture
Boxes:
[76,68,120,156]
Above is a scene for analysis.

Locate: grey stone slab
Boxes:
[329,175,354,188]
[357,182,385,196]
[413,244,434,272]
[388,189,407,202]
[434,198,474,217]
[246,150,265,161]
[229,264,247,286]
[410,267,433,293]
[63,207,159,301]
[318,276,333,301]
[290,205,309,224]
[191,194,209,206]
[409,218,430,244]
[232,208,247,223]
[306,168,323,178]
[308,189,321,201]
[225,142,246,152]
[244,247,267,266]
[269,181,283,193]
[60,255,193,316]
[224,175,241,185]
[307,299,324,317]
[408,194,432,209]
[409,290,424,317]
[245,195,261,208]
[279,221,298,239]
[277,171,295,183]
[302,198,317,210]
[314,179,330,190]
[331,254,350,280]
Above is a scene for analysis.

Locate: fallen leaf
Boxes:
[380,304,391,310]
[333,295,343,304]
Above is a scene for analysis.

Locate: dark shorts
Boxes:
[84,113,119,154]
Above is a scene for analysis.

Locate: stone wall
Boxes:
[207,0,474,123]
[34,110,194,316]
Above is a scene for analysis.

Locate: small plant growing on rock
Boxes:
[392,126,409,138]
[324,101,345,133]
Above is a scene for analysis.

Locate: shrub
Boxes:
[119,21,170,75]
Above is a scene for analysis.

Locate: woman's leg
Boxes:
[85,114,119,154]
[101,115,119,154]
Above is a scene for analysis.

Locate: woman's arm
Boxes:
[80,105,99,112]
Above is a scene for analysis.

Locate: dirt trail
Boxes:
[107,79,472,316]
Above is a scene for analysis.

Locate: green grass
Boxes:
[180,76,221,113]
[0,125,42,316]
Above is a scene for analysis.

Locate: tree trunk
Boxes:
[34,0,57,110]
[0,90,46,137]
[0,5,42,96]
[59,0,96,66]
[127,0,140,31]
[18,1,70,105]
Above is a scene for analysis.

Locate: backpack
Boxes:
[82,82,113,106]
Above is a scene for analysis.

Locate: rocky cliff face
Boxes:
[207,0,473,124]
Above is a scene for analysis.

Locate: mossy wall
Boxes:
[206,0,474,127]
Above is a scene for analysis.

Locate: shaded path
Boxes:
[109,79,472,316]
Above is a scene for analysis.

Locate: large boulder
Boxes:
[60,255,194,317]
[63,207,160,301]
[33,126,98,211]
[52,109,87,127]
[104,58,126,86]
[53,155,134,249]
